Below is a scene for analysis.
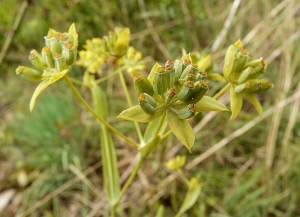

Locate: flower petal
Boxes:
[29,79,51,111]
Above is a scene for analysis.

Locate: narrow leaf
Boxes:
[68,23,78,49]
[30,79,51,111]
[117,105,163,122]
[139,135,161,160]
[167,110,195,152]
[230,85,243,120]
[155,205,164,217]
[243,93,263,116]
[49,69,69,84]
[177,177,202,217]
[195,96,228,112]
[207,73,226,82]
[223,45,235,81]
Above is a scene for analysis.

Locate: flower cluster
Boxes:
[15,24,78,111]
[223,40,273,119]
[77,27,145,76]
[118,54,227,151]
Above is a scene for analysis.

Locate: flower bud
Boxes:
[180,64,198,80]
[134,74,154,96]
[29,50,47,70]
[164,65,175,89]
[60,32,74,46]
[54,53,65,72]
[198,71,207,79]
[174,59,184,82]
[165,87,177,104]
[138,93,157,115]
[42,46,55,68]
[237,61,266,84]
[62,43,76,66]
[46,35,62,55]
[176,81,194,101]
[15,66,42,82]
[153,67,167,95]
[177,104,197,119]
[185,80,208,104]
[235,79,273,94]
[165,155,186,170]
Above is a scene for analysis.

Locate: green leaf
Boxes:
[155,205,164,217]
[195,96,228,112]
[49,69,69,84]
[147,62,161,84]
[243,93,263,116]
[117,105,163,122]
[167,110,195,152]
[177,177,202,217]
[197,54,211,71]
[139,135,161,160]
[100,127,120,205]
[230,85,243,120]
[30,78,51,111]
[91,80,108,120]
[223,45,235,81]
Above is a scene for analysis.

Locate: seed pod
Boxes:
[54,53,65,72]
[165,87,177,104]
[176,81,194,101]
[177,104,197,119]
[29,50,47,70]
[233,51,252,73]
[62,43,76,66]
[134,74,154,96]
[185,80,208,104]
[60,32,74,46]
[245,58,264,68]
[238,60,266,84]
[42,46,55,68]
[15,66,42,82]
[138,93,157,115]
[198,71,207,79]
[153,67,167,95]
[164,63,175,89]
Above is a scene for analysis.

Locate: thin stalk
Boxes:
[213,83,230,99]
[118,68,144,142]
[64,75,139,148]
[177,169,189,186]
[161,129,172,140]
[154,112,166,137]
[95,65,128,84]
[114,157,143,205]
[68,76,85,86]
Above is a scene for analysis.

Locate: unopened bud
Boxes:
[29,50,47,70]
[176,81,194,101]
[134,74,154,96]
[62,43,76,66]
[42,46,55,68]
[54,53,65,72]
[15,66,42,82]
[177,104,197,119]
[138,93,157,115]
[185,80,208,104]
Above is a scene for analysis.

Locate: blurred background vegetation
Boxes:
[0,0,300,216]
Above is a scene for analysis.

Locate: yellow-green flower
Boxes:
[223,40,273,119]
[165,155,186,170]
[15,24,78,111]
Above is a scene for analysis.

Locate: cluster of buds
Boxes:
[16,25,77,81]
[134,57,209,120]
[224,40,273,94]
[15,24,78,111]
[223,40,273,119]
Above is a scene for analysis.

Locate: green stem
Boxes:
[161,129,172,140]
[114,157,143,205]
[154,112,166,137]
[118,68,144,142]
[68,76,85,86]
[64,75,139,148]
[177,169,189,186]
[95,65,128,84]
[213,83,230,100]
